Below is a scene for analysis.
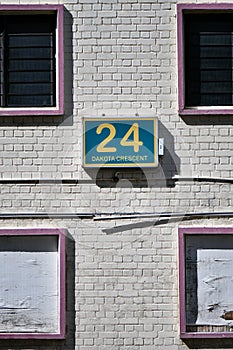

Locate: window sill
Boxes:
[180,331,233,339]
[179,106,233,116]
[0,106,64,116]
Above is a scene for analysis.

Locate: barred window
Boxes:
[0,6,63,116]
[177,4,233,115]
[185,14,233,107]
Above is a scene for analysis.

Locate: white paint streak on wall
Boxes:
[197,249,233,326]
[0,251,58,333]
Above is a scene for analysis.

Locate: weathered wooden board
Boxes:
[196,249,233,326]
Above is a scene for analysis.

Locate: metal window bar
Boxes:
[185,14,233,107]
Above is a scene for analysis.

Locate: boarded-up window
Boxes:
[179,227,233,338]
[0,229,65,339]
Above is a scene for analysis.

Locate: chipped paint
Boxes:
[221,311,233,320]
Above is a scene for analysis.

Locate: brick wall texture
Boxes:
[0,0,232,349]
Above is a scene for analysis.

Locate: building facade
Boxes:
[0,0,232,349]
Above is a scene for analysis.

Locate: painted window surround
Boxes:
[179,226,233,339]
[177,3,233,115]
[0,5,64,116]
[0,228,66,339]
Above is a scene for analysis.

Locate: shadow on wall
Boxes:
[181,114,233,126]
[0,7,73,128]
[183,338,233,349]
[0,232,75,350]
[85,119,180,188]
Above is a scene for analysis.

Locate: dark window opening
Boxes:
[184,14,233,107]
[0,14,56,108]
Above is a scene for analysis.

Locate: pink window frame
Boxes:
[0,228,66,339]
[179,226,233,339]
[0,5,64,116]
[177,3,233,115]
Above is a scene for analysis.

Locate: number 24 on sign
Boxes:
[96,123,143,153]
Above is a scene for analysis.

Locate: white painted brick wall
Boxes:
[0,0,232,349]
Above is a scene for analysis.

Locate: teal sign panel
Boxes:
[83,117,158,167]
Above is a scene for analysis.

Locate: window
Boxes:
[0,228,66,339]
[179,227,233,338]
[0,5,64,116]
[177,4,233,115]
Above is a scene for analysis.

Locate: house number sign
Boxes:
[83,117,158,167]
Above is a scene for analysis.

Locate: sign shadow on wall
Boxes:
[84,119,180,188]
